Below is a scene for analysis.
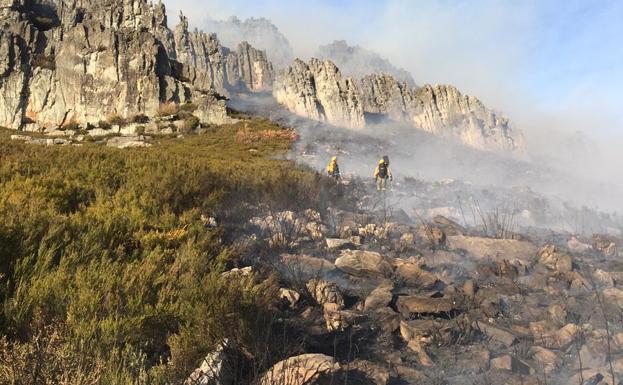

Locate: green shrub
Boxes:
[97,120,112,130]
[131,114,150,124]
[182,115,200,133]
[180,102,198,113]
[0,118,343,384]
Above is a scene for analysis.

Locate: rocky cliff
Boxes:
[224,41,274,91]
[274,59,523,152]
[273,58,365,129]
[0,0,274,131]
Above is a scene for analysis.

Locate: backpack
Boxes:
[377,163,388,178]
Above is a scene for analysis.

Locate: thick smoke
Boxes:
[315,40,416,86]
[230,92,623,235]
[163,0,623,230]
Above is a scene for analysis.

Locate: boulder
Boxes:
[364,280,394,312]
[473,320,518,347]
[322,303,362,331]
[279,254,336,280]
[394,261,440,289]
[335,250,394,278]
[325,238,354,251]
[279,288,301,308]
[432,215,466,236]
[603,287,623,309]
[534,323,580,350]
[530,346,562,374]
[396,295,461,318]
[399,321,435,366]
[221,266,253,279]
[185,340,232,385]
[106,136,151,149]
[593,269,615,288]
[306,279,344,308]
[538,245,573,272]
[258,354,340,385]
[447,236,538,262]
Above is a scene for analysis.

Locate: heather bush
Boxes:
[0,119,339,384]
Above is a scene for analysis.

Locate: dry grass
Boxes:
[157,102,181,117]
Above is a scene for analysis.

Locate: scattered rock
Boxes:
[323,302,362,331]
[474,320,518,347]
[279,288,301,308]
[538,244,573,272]
[185,340,232,385]
[258,354,340,385]
[221,266,253,279]
[364,280,394,312]
[535,323,580,350]
[396,295,461,318]
[394,260,440,289]
[335,250,394,278]
[447,236,538,262]
[306,279,344,308]
[325,238,354,251]
[348,359,391,385]
[530,346,561,374]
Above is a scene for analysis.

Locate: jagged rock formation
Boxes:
[317,40,416,87]
[202,16,294,69]
[273,58,365,129]
[224,41,274,91]
[274,59,523,152]
[0,1,274,131]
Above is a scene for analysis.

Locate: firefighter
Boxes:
[326,156,341,181]
[374,158,392,191]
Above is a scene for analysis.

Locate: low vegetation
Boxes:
[0,119,338,384]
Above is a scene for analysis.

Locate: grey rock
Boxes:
[335,249,394,278]
[273,58,524,152]
[185,340,232,385]
[273,58,365,129]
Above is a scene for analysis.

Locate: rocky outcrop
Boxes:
[407,84,523,151]
[274,58,524,152]
[273,58,365,129]
[0,1,276,131]
[224,41,273,91]
[0,0,233,130]
[173,13,227,95]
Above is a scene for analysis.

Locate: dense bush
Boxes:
[0,119,338,384]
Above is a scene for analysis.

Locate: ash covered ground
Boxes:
[226,93,623,385]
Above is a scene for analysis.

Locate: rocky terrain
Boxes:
[316,40,416,86]
[2,3,623,384]
[186,178,623,385]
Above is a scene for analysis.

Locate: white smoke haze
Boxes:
[163,0,623,215]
